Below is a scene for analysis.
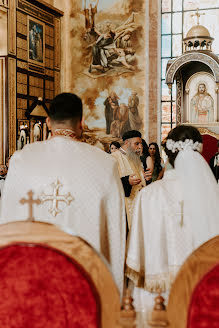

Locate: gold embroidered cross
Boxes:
[179,200,184,227]
[20,190,41,221]
[191,8,205,25]
[40,179,74,217]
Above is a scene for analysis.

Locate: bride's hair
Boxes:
[162,125,203,168]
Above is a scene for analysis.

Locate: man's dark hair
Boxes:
[122,130,141,141]
[49,93,83,124]
[163,125,202,168]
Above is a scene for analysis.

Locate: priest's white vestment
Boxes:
[111,149,146,228]
[1,137,126,294]
[126,168,219,312]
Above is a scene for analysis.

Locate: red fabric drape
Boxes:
[201,134,218,163]
[0,244,100,328]
[187,263,219,328]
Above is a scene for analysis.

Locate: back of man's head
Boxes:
[49,93,83,127]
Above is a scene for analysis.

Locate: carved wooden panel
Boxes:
[12,0,62,152]
[8,57,17,156]
[0,57,7,164]
[54,17,60,70]
[8,0,16,55]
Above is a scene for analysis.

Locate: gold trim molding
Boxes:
[198,127,219,139]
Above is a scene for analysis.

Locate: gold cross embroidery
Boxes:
[179,200,184,227]
[20,190,41,221]
[40,179,74,217]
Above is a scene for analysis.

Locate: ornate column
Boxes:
[176,73,183,125]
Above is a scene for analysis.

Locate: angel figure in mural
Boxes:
[190,82,214,123]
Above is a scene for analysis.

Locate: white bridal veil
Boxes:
[174,147,219,248]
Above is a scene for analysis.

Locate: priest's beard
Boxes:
[126,147,143,171]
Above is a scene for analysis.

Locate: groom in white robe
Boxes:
[1,93,126,295]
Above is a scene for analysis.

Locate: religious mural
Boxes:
[185,72,217,125]
[69,0,146,149]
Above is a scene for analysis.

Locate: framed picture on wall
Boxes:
[28,16,45,66]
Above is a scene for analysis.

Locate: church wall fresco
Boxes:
[67,0,147,150]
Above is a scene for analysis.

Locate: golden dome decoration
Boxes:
[183,9,214,53]
[186,25,210,39]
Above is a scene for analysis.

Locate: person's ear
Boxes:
[80,117,85,130]
[46,117,52,130]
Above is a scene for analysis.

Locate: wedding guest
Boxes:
[148,142,164,181]
[109,141,121,153]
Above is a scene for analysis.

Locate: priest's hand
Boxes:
[144,168,152,181]
[129,174,141,186]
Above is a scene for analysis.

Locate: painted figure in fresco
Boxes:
[104,91,119,134]
[191,83,214,123]
[84,0,99,33]
[128,91,142,130]
[110,47,136,70]
[111,103,130,137]
[87,12,140,74]
[89,29,116,73]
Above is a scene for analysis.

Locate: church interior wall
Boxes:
[42,0,161,149]
[3,0,63,160]
[0,0,163,161]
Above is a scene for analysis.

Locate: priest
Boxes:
[111,130,151,228]
[1,93,126,295]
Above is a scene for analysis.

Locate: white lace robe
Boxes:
[1,137,126,295]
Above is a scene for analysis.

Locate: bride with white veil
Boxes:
[126,125,219,321]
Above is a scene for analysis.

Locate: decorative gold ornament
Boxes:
[40,179,74,217]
